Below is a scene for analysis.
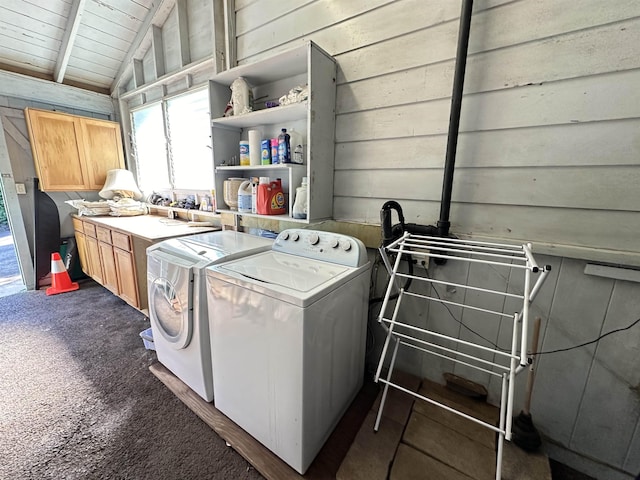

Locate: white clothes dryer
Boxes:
[146,231,273,402]
[205,229,371,474]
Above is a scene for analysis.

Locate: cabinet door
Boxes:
[75,231,90,276]
[98,241,119,295]
[85,236,104,285]
[80,118,125,190]
[114,247,139,308]
[25,109,88,191]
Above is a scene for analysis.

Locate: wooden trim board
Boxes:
[149,362,378,479]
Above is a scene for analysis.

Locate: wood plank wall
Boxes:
[234,1,640,477]
[236,0,640,263]
[0,94,111,247]
[368,252,640,479]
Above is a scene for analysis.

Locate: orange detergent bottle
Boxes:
[256,177,286,215]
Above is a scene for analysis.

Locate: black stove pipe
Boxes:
[437,0,474,238]
[381,0,474,245]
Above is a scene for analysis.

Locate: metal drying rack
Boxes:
[374,232,551,480]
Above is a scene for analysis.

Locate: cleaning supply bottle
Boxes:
[251,177,258,214]
[288,128,304,164]
[237,180,253,213]
[270,138,279,164]
[278,128,291,163]
[292,177,308,219]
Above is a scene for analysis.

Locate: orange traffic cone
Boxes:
[46,252,79,296]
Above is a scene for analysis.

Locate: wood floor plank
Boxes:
[390,443,476,480]
[336,410,405,480]
[418,378,500,425]
[149,363,301,479]
[403,410,496,480]
[149,362,378,480]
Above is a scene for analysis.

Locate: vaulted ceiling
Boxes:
[0,0,160,95]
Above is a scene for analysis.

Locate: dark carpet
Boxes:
[0,280,262,480]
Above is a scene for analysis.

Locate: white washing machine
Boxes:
[146,231,273,402]
[205,228,371,474]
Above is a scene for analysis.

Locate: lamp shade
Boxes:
[99,169,143,200]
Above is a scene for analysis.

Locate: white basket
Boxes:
[139,328,155,351]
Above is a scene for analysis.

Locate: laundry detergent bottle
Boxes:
[257,177,286,215]
[292,177,308,219]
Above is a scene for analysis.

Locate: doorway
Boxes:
[0,186,25,297]
[0,111,34,295]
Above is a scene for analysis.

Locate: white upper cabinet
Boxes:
[209,41,337,223]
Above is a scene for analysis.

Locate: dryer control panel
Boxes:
[273,229,368,267]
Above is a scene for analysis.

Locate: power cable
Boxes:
[533,317,640,355]
[424,266,503,350]
[373,252,640,357]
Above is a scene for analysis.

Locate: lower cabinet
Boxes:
[114,247,138,307]
[73,218,141,310]
[85,236,104,285]
[72,218,91,278]
[99,240,119,294]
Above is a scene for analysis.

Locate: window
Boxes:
[131,103,169,192]
[130,87,213,195]
[166,89,213,190]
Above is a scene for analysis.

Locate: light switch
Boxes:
[16,183,26,194]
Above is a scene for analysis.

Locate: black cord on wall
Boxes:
[370,252,640,358]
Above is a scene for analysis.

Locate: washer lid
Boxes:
[216,251,350,292]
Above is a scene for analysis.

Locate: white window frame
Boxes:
[129,85,213,204]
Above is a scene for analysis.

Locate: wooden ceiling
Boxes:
[0,0,158,95]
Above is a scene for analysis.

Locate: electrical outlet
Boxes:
[15,183,26,194]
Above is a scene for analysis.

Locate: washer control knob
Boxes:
[330,238,340,248]
[291,232,300,242]
[340,240,352,251]
[309,233,320,245]
[281,232,289,241]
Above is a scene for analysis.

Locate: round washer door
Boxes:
[150,271,193,349]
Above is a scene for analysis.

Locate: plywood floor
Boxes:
[149,363,379,480]
[338,372,552,480]
[151,364,551,480]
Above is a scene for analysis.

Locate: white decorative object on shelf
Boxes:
[230,77,253,116]
[278,84,309,106]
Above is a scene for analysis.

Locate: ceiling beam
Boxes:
[110,0,174,95]
[0,69,115,114]
[176,0,191,67]
[54,0,87,83]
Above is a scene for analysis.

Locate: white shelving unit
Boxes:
[374,233,551,480]
[209,41,336,222]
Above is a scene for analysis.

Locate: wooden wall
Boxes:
[0,71,115,285]
[369,254,640,479]
[233,1,640,477]
[236,0,640,266]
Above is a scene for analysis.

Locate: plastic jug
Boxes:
[237,180,253,213]
[292,177,308,219]
[257,178,286,215]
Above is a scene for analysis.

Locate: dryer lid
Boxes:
[148,231,273,267]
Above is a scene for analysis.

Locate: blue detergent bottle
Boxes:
[277,128,291,163]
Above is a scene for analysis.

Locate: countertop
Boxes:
[74,214,219,241]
